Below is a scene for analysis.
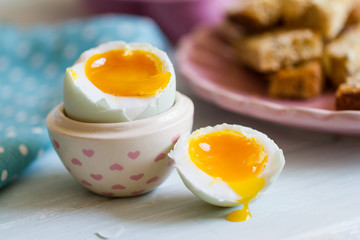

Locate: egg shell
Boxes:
[169,123,285,207]
[63,41,176,123]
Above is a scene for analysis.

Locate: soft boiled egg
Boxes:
[169,124,285,222]
[63,41,176,123]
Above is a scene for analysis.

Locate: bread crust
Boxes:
[336,81,360,110]
[268,61,324,100]
[227,0,283,31]
[323,24,360,87]
[346,0,360,25]
[235,28,323,73]
[283,0,355,39]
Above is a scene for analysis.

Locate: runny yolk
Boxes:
[84,49,171,97]
[188,129,268,222]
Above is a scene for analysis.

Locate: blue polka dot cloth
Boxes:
[0,14,169,189]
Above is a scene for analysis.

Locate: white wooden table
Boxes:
[1,1,360,239]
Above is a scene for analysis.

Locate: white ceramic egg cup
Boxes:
[46,92,194,197]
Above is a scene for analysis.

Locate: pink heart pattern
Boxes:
[131,189,145,195]
[130,173,144,181]
[167,159,175,167]
[71,158,82,166]
[146,176,159,184]
[112,184,126,190]
[82,149,94,157]
[109,163,124,171]
[171,134,180,144]
[127,151,140,159]
[102,192,114,197]
[81,180,92,187]
[90,173,103,181]
[69,145,176,196]
[53,139,60,149]
[154,153,166,162]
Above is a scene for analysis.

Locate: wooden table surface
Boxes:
[1,1,360,239]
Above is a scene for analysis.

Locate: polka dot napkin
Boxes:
[0,14,169,188]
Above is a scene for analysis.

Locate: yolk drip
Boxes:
[84,49,171,97]
[188,129,268,222]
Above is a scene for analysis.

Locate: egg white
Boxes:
[169,123,285,207]
[63,41,176,123]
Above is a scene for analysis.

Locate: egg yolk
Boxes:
[84,49,171,97]
[188,129,268,222]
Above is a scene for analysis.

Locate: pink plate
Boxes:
[176,26,360,135]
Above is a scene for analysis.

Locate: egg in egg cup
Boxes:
[47,41,194,197]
